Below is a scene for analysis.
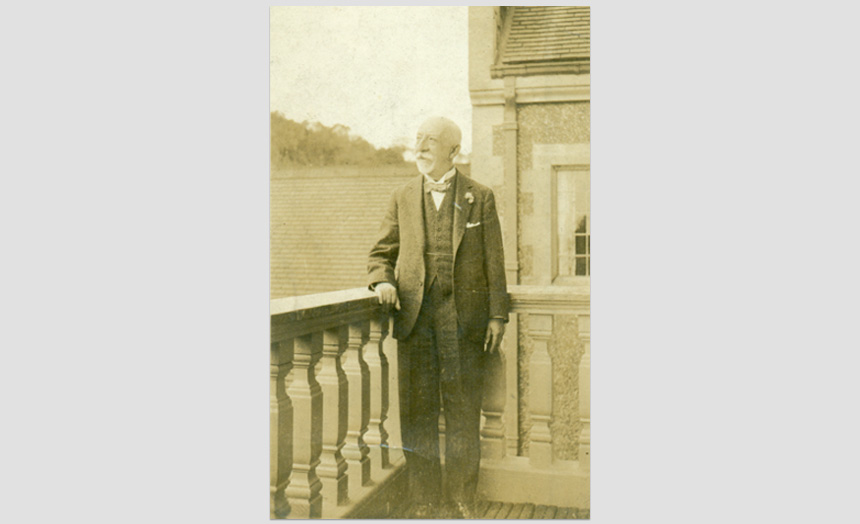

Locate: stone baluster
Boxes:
[480,347,507,460]
[527,313,554,468]
[343,321,371,497]
[285,332,323,518]
[270,340,293,518]
[577,314,590,470]
[381,328,402,459]
[365,313,391,471]
[318,326,349,506]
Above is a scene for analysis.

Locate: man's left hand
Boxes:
[484,319,506,354]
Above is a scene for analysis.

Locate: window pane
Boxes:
[575,235,587,255]
[575,256,587,276]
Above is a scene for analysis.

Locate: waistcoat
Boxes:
[423,181,455,296]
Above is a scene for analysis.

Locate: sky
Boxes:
[270,6,472,154]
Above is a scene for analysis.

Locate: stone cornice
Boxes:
[492,60,589,79]
[470,83,590,106]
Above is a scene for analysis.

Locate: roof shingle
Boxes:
[270,165,470,299]
[501,6,590,64]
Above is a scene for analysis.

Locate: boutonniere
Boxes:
[465,191,474,204]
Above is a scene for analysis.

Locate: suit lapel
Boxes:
[452,170,472,263]
[406,174,425,255]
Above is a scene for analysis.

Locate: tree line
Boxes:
[271,112,408,168]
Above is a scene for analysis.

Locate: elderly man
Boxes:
[368,116,508,518]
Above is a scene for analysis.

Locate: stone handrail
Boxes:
[507,283,590,314]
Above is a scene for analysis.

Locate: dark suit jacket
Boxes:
[368,170,508,342]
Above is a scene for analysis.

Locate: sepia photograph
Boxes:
[270,6,590,519]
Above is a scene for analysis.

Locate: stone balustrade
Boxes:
[270,288,404,519]
[271,284,590,517]
[477,284,591,508]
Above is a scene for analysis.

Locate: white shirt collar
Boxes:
[423,166,456,186]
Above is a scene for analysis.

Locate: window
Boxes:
[552,165,590,283]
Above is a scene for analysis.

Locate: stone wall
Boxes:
[515,101,590,460]
[516,102,590,282]
[517,313,585,461]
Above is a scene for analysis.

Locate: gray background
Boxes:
[1,2,858,523]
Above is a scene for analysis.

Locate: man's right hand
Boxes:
[374,282,400,312]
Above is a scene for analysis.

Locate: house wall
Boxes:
[515,101,589,461]
[517,102,591,286]
[469,6,590,462]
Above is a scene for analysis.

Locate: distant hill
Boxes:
[271,112,408,168]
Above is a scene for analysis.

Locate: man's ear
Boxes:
[448,144,461,162]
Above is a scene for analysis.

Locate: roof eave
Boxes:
[491,58,590,79]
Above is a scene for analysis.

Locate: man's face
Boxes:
[415,119,458,179]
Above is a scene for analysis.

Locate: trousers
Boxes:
[397,280,485,505]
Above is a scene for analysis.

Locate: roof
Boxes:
[494,6,590,76]
[271,165,470,299]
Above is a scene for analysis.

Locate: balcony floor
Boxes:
[388,500,589,519]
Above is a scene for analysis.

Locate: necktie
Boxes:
[425,180,450,193]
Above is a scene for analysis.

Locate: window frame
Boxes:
[551,164,590,286]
